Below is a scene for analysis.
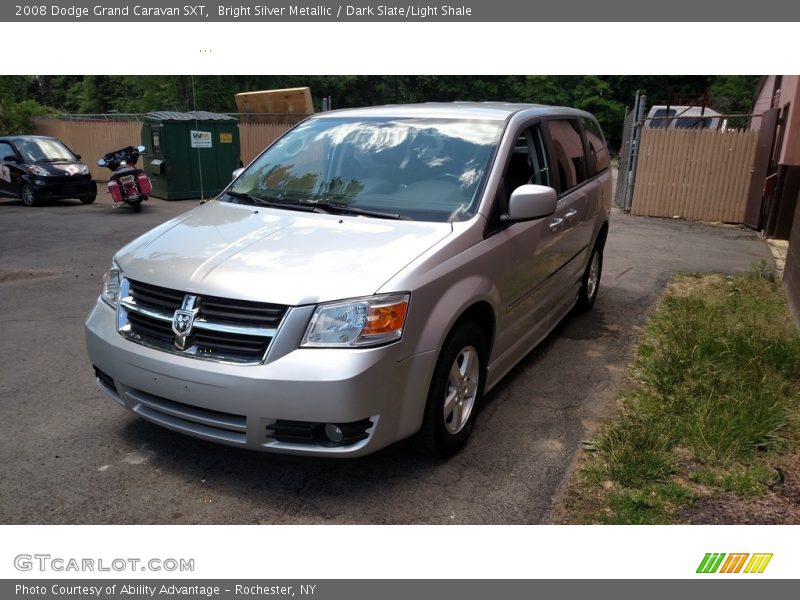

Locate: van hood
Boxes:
[116,200,452,306]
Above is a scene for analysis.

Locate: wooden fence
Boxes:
[631,127,759,223]
[239,120,302,165]
[32,118,142,181]
[33,116,306,181]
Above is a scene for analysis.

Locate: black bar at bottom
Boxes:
[2,580,797,600]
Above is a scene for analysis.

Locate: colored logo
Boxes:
[697,553,772,574]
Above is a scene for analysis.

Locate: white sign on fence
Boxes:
[190,130,213,148]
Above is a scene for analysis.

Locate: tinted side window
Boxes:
[651,108,675,129]
[675,117,712,130]
[486,124,552,236]
[529,126,552,188]
[502,125,551,204]
[503,132,535,202]
[547,119,587,194]
[580,116,610,176]
[0,142,16,161]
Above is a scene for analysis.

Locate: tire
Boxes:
[413,321,486,457]
[80,194,96,205]
[575,243,603,312]
[131,201,142,213]
[20,183,37,207]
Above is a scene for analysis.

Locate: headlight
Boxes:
[77,164,89,175]
[27,165,49,177]
[101,260,122,307]
[301,293,410,348]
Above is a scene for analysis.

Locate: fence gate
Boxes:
[623,114,761,224]
[744,108,780,229]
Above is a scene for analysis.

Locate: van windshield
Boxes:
[228,117,503,222]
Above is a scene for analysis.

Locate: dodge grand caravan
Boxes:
[85,103,612,457]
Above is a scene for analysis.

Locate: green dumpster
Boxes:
[141,111,240,200]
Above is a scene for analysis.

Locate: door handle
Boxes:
[564,209,578,222]
[549,217,564,232]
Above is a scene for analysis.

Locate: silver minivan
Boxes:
[85,103,611,457]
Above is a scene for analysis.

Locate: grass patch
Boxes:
[565,266,800,524]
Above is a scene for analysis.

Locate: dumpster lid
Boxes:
[145,111,237,122]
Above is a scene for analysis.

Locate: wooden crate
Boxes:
[235,87,314,115]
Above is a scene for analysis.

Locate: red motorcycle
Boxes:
[97,145,152,212]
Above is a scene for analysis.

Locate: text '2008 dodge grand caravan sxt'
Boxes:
[85,103,611,457]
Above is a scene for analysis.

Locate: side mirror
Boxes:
[74,154,81,160]
[3,154,18,162]
[231,167,244,181]
[506,184,558,221]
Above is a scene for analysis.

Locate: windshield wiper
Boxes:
[302,198,407,220]
[36,158,70,163]
[224,190,323,213]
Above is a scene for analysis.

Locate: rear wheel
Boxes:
[20,184,37,207]
[413,321,486,457]
[130,201,142,213]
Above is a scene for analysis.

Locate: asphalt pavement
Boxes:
[0,192,772,524]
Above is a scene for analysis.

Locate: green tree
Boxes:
[709,75,760,114]
[0,76,53,135]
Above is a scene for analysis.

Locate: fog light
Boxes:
[324,423,344,444]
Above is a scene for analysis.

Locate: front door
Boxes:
[491,124,566,369]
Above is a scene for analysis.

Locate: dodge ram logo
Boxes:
[172,310,195,336]
[172,294,198,350]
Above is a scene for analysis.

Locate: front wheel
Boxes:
[413,321,486,457]
[20,183,37,207]
[575,244,603,312]
[80,194,96,205]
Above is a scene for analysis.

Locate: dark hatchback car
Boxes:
[0,135,96,207]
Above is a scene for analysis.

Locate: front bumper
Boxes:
[84,299,437,457]
[32,177,96,200]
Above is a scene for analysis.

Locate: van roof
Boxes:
[315,102,592,121]
[648,105,722,117]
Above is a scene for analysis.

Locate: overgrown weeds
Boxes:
[564,265,800,523]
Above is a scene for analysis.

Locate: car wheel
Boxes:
[414,321,486,457]
[80,194,96,205]
[575,243,603,312]
[20,184,37,207]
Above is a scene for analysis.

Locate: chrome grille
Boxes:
[129,279,183,313]
[118,278,288,364]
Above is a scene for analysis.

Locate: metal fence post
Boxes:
[615,91,639,209]
[624,94,647,213]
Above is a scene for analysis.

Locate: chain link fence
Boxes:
[642,113,756,132]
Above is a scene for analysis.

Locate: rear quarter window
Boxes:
[580,116,610,176]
